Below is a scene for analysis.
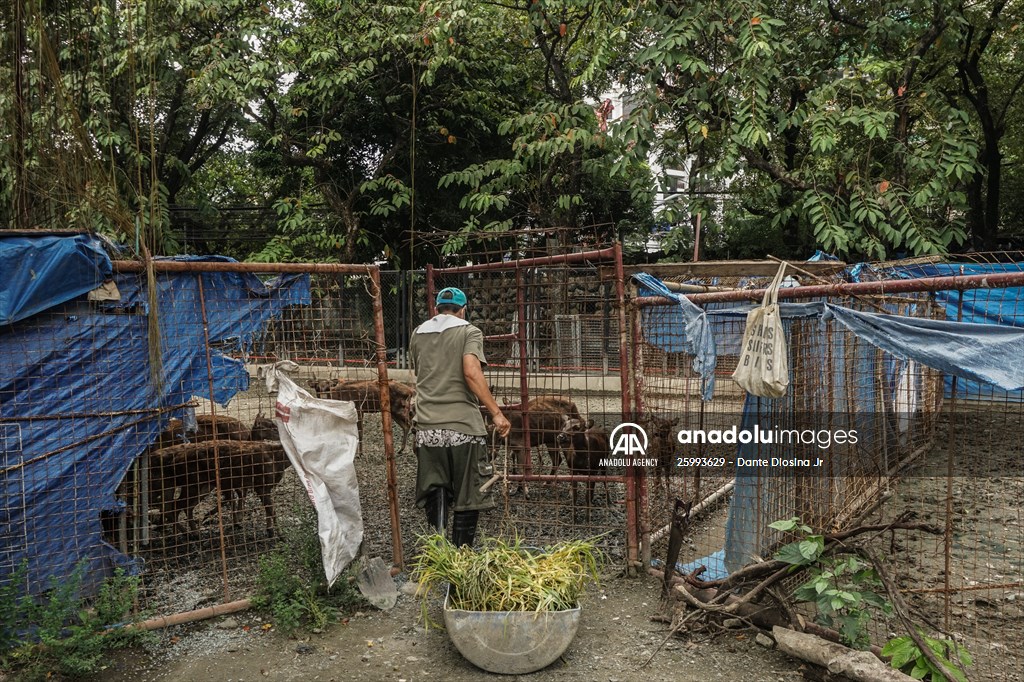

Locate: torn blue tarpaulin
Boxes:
[892,262,1024,401]
[635,274,1024,396]
[0,248,311,596]
[633,272,717,401]
[821,304,1024,393]
[0,235,112,326]
[636,272,1024,575]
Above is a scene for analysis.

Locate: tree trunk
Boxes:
[981,143,1001,249]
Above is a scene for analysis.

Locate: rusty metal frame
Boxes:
[113,259,405,573]
[424,246,639,564]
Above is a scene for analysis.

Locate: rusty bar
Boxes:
[499,473,626,484]
[907,581,1024,595]
[2,413,175,475]
[0,401,194,422]
[114,260,375,275]
[693,213,701,262]
[434,246,616,274]
[483,333,518,343]
[630,297,645,418]
[943,282,964,629]
[614,244,632,419]
[369,267,404,571]
[629,289,652,568]
[196,274,232,602]
[139,449,150,548]
[425,264,437,318]
[613,243,639,568]
[0,403,191,419]
[515,268,532,484]
[632,269,1024,306]
[622,288,647,565]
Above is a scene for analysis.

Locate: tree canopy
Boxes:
[2,0,1022,263]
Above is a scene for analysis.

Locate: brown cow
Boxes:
[556,417,613,520]
[151,439,291,538]
[310,378,416,453]
[146,413,283,532]
[488,395,582,497]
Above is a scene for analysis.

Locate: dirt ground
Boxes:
[108,379,1023,682]
[880,407,1024,681]
[101,572,810,682]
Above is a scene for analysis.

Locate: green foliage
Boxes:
[882,633,973,682]
[6,0,1021,259]
[619,0,1002,258]
[1,561,151,680]
[252,503,366,635]
[1,0,273,253]
[771,518,891,648]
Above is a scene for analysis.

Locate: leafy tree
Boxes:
[0,0,274,254]
[619,0,985,260]
[428,0,653,255]
[951,0,1024,247]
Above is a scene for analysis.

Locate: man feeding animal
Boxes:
[409,287,511,547]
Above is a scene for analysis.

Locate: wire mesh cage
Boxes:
[1,260,402,620]
[413,228,637,564]
[5,243,1024,678]
[631,254,1024,675]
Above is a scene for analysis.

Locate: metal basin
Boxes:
[443,593,582,674]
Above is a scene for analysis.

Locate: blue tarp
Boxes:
[634,273,718,401]
[0,235,113,326]
[890,262,1024,402]
[634,275,1024,399]
[1,247,311,595]
[636,271,1024,574]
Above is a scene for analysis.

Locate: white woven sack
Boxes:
[263,362,362,587]
[732,263,790,398]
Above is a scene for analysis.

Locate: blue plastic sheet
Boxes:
[634,273,717,401]
[0,235,112,325]
[822,304,1024,392]
[635,272,1024,575]
[891,262,1024,401]
[1,250,311,596]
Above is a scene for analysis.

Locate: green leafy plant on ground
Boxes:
[770,518,971,680]
[252,503,366,635]
[411,534,602,628]
[1,560,152,681]
[771,517,892,649]
[882,633,973,682]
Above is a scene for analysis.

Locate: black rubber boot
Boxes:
[425,488,448,535]
[451,510,479,548]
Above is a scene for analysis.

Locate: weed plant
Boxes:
[252,503,366,634]
[0,560,151,680]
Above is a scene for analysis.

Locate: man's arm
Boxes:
[463,354,511,437]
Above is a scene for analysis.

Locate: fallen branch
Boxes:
[862,548,966,682]
[652,567,883,660]
[692,517,942,592]
[773,626,913,682]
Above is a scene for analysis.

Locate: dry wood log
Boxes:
[773,627,912,682]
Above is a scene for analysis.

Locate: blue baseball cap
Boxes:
[436,287,468,308]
